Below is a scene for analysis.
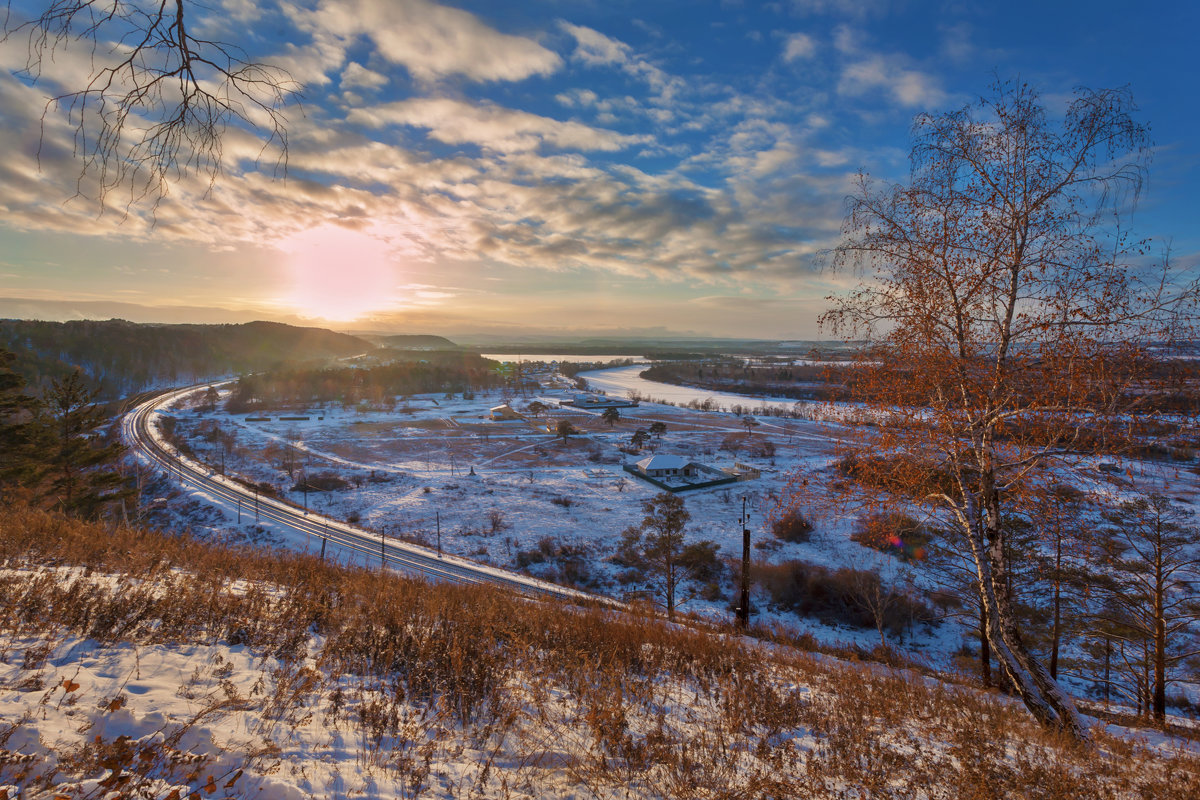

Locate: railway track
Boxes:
[122,385,615,606]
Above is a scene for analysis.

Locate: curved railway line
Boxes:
[122,385,615,606]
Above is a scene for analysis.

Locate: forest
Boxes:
[0,319,372,398]
[223,351,504,411]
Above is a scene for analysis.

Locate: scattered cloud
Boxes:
[839,55,947,108]
[307,0,561,83]
[788,0,889,20]
[346,97,652,153]
[340,62,389,91]
[559,22,687,105]
[782,32,817,61]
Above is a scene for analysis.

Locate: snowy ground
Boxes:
[152,366,1200,674]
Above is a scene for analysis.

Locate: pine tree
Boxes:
[615,492,721,620]
[34,370,131,519]
[0,348,37,491]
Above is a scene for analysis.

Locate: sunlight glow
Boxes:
[278,225,400,321]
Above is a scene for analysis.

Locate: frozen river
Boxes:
[578,364,805,414]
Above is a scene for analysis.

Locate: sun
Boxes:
[278,225,398,321]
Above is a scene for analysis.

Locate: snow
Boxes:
[635,454,688,471]
[137,377,962,662]
[128,362,1200,694]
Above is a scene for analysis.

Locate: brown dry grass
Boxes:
[1,505,1197,798]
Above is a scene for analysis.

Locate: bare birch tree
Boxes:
[801,80,1198,739]
[3,0,298,209]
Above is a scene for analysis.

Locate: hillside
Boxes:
[368,333,460,350]
[0,506,1195,799]
[0,319,373,398]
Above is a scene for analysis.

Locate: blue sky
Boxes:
[1,0,1197,339]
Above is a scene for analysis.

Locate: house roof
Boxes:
[490,404,513,412]
[636,455,688,471]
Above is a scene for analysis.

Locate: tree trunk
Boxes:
[1104,638,1111,706]
[1154,571,1166,722]
[666,557,676,621]
[973,492,1090,740]
[980,604,991,688]
[1050,536,1062,679]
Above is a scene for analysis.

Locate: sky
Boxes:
[0,0,1197,340]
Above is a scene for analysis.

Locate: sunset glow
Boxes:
[0,0,1196,336]
[278,225,399,322]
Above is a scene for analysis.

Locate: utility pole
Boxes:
[380,527,386,570]
[436,511,442,558]
[237,497,241,524]
[301,469,308,515]
[737,496,751,629]
[254,486,259,522]
[320,521,327,562]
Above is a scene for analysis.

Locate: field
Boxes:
[154,364,1200,677]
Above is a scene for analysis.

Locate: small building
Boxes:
[489,404,522,421]
[634,454,695,478]
[564,394,639,409]
[625,454,744,493]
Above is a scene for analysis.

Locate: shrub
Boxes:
[292,472,350,492]
[850,512,931,561]
[753,559,935,637]
[771,507,814,543]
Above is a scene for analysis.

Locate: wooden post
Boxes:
[737,496,750,629]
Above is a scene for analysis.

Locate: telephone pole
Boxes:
[737,496,751,629]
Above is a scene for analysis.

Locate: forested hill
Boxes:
[0,319,373,398]
[369,333,459,349]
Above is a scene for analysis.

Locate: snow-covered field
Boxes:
[152,365,1200,674]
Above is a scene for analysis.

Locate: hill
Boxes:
[368,333,460,350]
[0,505,1194,799]
[0,319,373,398]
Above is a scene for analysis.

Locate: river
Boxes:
[482,353,648,364]
[578,364,806,414]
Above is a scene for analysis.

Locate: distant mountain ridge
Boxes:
[0,319,374,398]
[368,333,460,350]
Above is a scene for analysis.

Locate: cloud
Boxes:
[340,62,388,91]
[782,32,817,62]
[347,97,651,153]
[789,0,889,19]
[559,23,686,105]
[559,22,631,67]
[308,0,561,83]
[838,55,946,108]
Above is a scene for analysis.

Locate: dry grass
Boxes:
[0,505,1197,798]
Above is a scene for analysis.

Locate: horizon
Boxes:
[2,1,1198,337]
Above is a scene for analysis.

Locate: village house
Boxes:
[633,454,695,478]
[489,404,522,421]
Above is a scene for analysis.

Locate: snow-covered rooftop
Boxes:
[636,454,688,471]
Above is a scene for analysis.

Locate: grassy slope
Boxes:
[0,506,1196,798]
